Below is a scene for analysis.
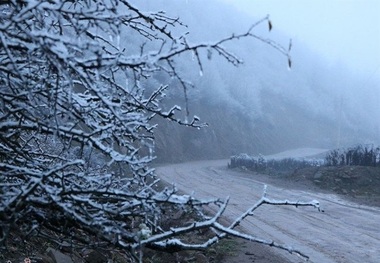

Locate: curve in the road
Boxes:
[156,160,380,263]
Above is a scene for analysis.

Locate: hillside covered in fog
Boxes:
[130,0,380,162]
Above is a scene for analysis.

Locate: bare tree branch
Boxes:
[0,1,314,262]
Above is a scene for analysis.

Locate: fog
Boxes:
[220,0,380,76]
[131,0,380,161]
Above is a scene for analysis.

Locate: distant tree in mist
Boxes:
[0,0,318,261]
[325,145,380,167]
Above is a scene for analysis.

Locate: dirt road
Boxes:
[156,159,380,263]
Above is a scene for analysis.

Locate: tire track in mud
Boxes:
[232,171,380,263]
[156,160,380,263]
[161,163,337,262]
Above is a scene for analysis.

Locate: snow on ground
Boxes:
[156,151,380,263]
[264,148,330,160]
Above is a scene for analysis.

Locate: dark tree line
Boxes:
[325,145,380,167]
[230,145,380,174]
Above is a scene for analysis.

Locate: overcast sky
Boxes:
[219,0,380,79]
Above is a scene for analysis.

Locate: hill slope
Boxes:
[130,0,380,162]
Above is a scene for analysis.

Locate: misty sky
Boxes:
[219,0,380,79]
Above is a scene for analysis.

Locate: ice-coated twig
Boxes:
[0,1,300,262]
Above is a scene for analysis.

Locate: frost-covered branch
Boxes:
[0,0,305,262]
[132,186,319,260]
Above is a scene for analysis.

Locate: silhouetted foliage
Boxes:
[325,145,380,167]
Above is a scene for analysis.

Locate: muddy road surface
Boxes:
[156,159,380,263]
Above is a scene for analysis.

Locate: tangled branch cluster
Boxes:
[0,0,314,261]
